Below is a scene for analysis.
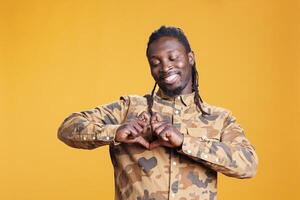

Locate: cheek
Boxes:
[176,59,189,69]
[176,60,189,74]
[179,66,192,81]
[150,68,159,80]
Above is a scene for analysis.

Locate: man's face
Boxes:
[147,36,194,97]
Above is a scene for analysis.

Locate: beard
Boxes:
[158,80,190,97]
[159,84,184,97]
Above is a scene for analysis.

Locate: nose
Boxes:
[160,60,172,73]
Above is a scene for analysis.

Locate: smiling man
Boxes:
[57,26,258,200]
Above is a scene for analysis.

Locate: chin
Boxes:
[160,84,184,97]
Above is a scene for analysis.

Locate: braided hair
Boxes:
[146,25,209,116]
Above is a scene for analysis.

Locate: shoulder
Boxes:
[119,94,149,107]
[202,101,232,118]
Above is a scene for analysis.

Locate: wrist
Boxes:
[175,132,184,148]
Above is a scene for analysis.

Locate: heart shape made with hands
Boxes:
[137,111,184,150]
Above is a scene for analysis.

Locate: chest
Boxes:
[124,100,224,142]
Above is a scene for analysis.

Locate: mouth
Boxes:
[160,72,180,85]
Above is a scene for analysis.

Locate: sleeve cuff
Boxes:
[176,133,222,165]
[94,124,122,146]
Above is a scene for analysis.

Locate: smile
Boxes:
[161,73,180,84]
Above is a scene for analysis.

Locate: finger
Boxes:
[150,112,158,124]
[127,125,139,138]
[138,111,150,123]
[159,128,171,142]
[136,119,148,128]
[151,121,166,131]
[152,122,168,135]
[135,136,150,149]
[131,120,144,133]
[151,112,163,124]
[138,120,150,135]
[149,139,163,150]
[134,120,149,136]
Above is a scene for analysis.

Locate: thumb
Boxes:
[149,139,163,150]
[151,112,163,124]
[135,136,150,149]
[138,111,150,123]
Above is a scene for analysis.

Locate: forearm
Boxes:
[57,113,121,150]
[57,97,130,149]
[177,135,258,178]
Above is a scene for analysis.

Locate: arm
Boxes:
[57,96,129,150]
[177,111,258,179]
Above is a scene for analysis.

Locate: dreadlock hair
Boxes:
[146,25,209,116]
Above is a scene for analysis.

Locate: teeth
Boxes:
[164,74,178,83]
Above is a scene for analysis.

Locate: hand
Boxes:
[149,112,184,150]
[115,111,150,149]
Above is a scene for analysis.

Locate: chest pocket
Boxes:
[187,127,221,141]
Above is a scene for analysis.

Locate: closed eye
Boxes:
[150,59,160,66]
[169,53,180,61]
[169,56,178,61]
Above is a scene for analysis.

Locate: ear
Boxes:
[187,51,195,66]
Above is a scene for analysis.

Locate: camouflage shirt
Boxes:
[57,89,258,200]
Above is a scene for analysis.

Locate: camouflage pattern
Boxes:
[57,89,258,200]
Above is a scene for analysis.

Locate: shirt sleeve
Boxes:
[177,111,258,179]
[57,96,130,150]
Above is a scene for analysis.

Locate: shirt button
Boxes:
[175,110,179,115]
[187,149,192,154]
[172,161,177,166]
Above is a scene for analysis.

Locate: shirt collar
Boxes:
[154,88,195,107]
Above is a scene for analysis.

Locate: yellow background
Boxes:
[1,0,299,199]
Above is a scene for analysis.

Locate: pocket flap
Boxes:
[187,127,220,141]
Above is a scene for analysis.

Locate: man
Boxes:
[57,26,258,200]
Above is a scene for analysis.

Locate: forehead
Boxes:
[147,36,186,56]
